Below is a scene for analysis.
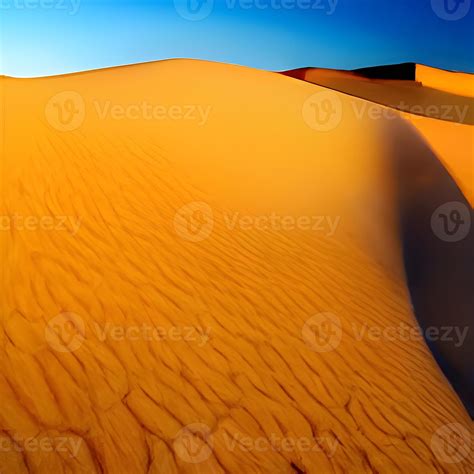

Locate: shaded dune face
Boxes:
[383,118,474,418]
[1,60,473,473]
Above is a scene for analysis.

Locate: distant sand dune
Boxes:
[417,65,474,98]
[1,60,472,473]
[282,65,473,204]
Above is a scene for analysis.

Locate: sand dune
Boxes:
[1,60,473,473]
[282,65,474,204]
[416,65,474,99]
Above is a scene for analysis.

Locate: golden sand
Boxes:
[416,65,474,99]
[286,66,473,204]
[0,60,472,473]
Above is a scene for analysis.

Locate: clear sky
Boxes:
[1,0,473,77]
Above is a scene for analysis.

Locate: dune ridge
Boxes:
[281,64,474,204]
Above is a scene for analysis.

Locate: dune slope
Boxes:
[0,60,473,473]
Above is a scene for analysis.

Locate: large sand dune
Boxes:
[0,60,472,473]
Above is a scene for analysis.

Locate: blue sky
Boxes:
[1,0,473,77]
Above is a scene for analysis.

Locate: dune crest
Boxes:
[416,64,474,99]
[282,64,474,204]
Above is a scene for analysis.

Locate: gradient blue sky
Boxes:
[1,0,473,77]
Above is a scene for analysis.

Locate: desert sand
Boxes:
[416,65,474,99]
[0,59,472,473]
[282,64,473,204]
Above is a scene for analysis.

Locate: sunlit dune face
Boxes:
[1,60,473,473]
[283,65,474,205]
[417,64,474,99]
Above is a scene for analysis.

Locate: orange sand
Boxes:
[284,66,473,204]
[0,60,472,473]
[417,65,474,98]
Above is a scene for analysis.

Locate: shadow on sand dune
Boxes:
[386,117,474,417]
